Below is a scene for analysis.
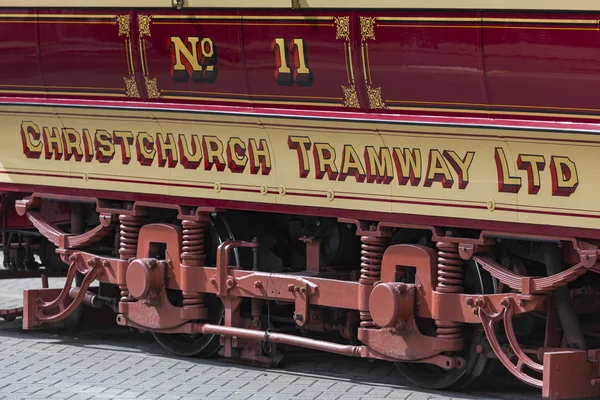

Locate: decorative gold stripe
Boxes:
[127,39,134,75]
[139,39,147,75]
[164,89,342,101]
[0,14,117,18]
[347,44,354,82]
[4,0,600,11]
[387,99,600,113]
[361,45,368,82]
[153,21,332,26]
[343,45,350,83]
[162,95,339,107]
[0,90,125,97]
[381,24,597,31]
[0,20,115,24]
[378,17,599,24]
[365,42,372,84]
[386,105,600,120]
[0,84,124,90]
[152,15,333,21]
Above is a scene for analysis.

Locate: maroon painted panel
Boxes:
[0,10,44,97]
[140,10,353,110]
[38,9,133,99]
[482,12,600,114]
[3,8,600,122]
[360,11,486,112]
[140,10,247,105]
[241,10,352,110]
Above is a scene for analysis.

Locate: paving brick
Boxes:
[0,274,541,400]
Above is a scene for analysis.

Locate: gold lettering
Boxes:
[113,131,134,164]
[339,145,366,182]
[551,156,578,197]
[43,127,63,160]
[494,147,522,193]
[227,137,247,173]
[517,154,545,195]
[178,134,202,170]
[136,131,155,166]
[364,147,393,184]
[20,121,42,159]
[249,138,271,175]
[424,150,453,188]
[203,136,226,171]
[62,128,83,162]
[94,130,114,163]
[393,148,422,186]
[443,150,474,189]
[156,132,178,168]
[313,143,338,180]
[168,37,203,82]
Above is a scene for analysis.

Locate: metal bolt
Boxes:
[396,284,406,294]
[226,278,234,288]
[87,259,95,267]
[254,281,262,288]
[300,287,307,294]
[287,284,294,292]
[210,278,216,285]
[466,298,474,306]
[294,286,300,292]
[293,313,303,322]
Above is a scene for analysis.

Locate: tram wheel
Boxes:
[153,213,237,358]
[153,294,224,357]
[390,229,496,390]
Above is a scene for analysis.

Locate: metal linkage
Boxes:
[118,214,144,302]
[181,219,208,315]
[359,234,388,328]
[476,297,544,388]
[435,241,464,340]
[24,254,104,327]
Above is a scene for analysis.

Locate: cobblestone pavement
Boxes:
[0,276,542,400]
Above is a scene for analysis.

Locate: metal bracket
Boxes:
[292,278,317,327]
[214,240,259,297]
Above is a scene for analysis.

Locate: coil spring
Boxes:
[119,214,144,302]
[359,235,388,328]
[435,241,464,339]
[181,220,207,311]
[119,215,144,260]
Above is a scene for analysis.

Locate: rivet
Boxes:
[487,199,496,211]
[278,185,286,196]
[326,189,335,201]
[260,184,268,195]
[214,182,222,193]
[83,171,89,182]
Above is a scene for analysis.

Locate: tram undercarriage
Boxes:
[5,194,600,400]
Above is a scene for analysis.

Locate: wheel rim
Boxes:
[152,214,236,357]
[390,230,496,390]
